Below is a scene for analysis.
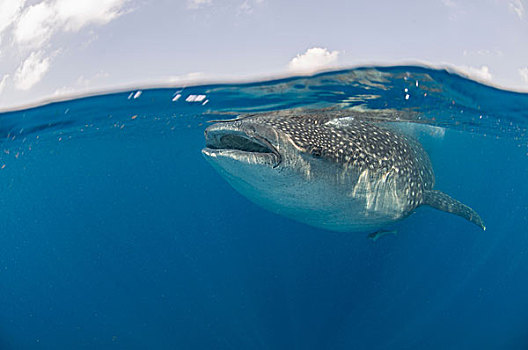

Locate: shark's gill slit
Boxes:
[252,135,282,168]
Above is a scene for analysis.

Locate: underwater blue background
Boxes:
[0,66,527,349]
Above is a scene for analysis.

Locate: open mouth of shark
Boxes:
[203,129,282,168]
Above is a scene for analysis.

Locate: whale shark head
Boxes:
[202,114,314,213]
[202,115,285,170]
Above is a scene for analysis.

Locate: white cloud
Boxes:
[462,49,503,57]
[54,0,128,31]
[509,0,524,19]
[236,0,265,16]
[53,86,76,96]
[453,65,493,81]
[76,71,110,86]
[167,72,205,83]
[519,67,528,83]
[0,0,26,37]
[441,0,456,8]
[50,71,110,97]
[441,0,467,20]
[14,2,56,48]
[238,0,253,15]
[0,74,9,94]
[187,0,212,10]
[14,51,51,90]
[13,0,128,48]
[6,0,130,92]
[288,47,339,73]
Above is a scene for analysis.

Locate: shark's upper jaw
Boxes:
[202,125,282,168]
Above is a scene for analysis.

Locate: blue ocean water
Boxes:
[0,66,527,349]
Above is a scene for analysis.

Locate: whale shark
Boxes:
[202,110,485,233]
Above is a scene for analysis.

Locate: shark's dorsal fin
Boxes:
[421,190,486,230]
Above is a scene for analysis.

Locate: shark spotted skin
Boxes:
[202,110,485,233]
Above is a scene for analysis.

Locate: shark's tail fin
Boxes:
[421,190,486,230]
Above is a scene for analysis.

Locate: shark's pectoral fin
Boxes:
[421,190,486,230]
[368,229,398,241]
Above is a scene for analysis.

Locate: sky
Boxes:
[0,0,527,110]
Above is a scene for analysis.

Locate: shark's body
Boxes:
[202,110,485,232]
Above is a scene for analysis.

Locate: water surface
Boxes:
[1,66,527,349]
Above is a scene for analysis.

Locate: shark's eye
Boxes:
[311,146,322,158]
